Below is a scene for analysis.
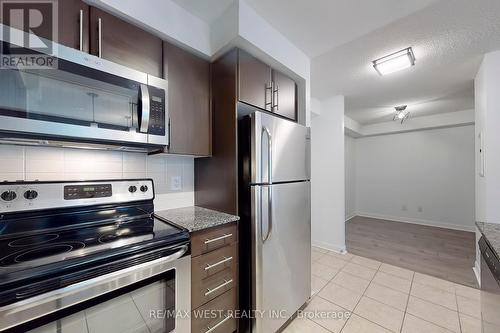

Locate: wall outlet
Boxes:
[170,176,182,191]
[402,204,408,211]
[417,206,423,213]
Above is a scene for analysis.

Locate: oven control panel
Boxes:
[0,179,154,213]
[64,184,112,200]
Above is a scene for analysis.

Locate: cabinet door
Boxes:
[238,50,272,111]
[89,7,162,77]
[272,70,297,121]
[58,0,89,52]
[164,42,211,156]
[0,0,89,52]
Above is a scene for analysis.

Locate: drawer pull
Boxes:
[206,314,231,333]
[204,233,233,245]
[205,279,233,297]
[205,256,233,271]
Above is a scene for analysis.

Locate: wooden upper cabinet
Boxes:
[89,7,163,77]
[272,70,297,121]
[237,50,297,121]
[238,50,272,111]
[164,42,211,156]
[57,0,89,52]
[0,0,89,52]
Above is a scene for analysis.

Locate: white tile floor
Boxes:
[283,246,484,333]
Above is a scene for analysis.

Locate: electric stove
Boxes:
[0,179,191,333]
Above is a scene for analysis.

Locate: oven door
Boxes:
[0,246,190,333]
[0,24,168,149]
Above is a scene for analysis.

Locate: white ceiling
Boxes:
[172,0,500,125]
[243,0,439,58]
[311,0,500,124]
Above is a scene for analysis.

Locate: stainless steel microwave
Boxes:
[0,24,168,152]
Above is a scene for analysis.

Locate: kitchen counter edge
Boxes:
[476,221,500,258]
[155,206,240,233]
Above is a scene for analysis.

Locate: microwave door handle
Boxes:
[139,84,150,133]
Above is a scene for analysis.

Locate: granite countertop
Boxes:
[155,206,240,233]
[476,221,500,257]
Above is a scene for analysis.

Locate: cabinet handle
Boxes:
[79,10,83,51]
[273,83,279,111]
[205,256,233,271]
[205,279,233,296]
[265,82,273,110]
[204,233,232,245]
[205,314,231,333]
[97,18,102,57]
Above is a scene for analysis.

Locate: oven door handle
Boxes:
[0,245,189,332]
[139,84,150,133]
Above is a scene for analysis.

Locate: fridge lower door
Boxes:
[251,181,311,333]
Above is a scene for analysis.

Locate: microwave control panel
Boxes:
[148,86,166,136]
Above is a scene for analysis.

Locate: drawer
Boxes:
[192,289,237,333]
[192,243,238,280]
[192,223,238,256]
[192,265,237,309]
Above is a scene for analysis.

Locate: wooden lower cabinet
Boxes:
[192,289,238,333]
[191,223,238,333]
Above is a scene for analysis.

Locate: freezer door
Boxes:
[252,181,311,333]
[251,112,309,184]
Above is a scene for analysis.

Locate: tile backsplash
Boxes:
[0,145,195,209]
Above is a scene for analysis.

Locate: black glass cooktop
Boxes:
[0,216,180,268]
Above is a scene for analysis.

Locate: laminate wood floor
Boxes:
[346,216,478,288]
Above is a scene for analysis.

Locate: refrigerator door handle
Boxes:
[261,185,273,243]
[266,186,273,242]
[261,126,273,243]
[261,126,272,184]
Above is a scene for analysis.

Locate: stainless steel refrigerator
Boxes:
[238,109,311,333]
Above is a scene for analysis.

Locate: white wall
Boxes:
[345,135,356,220]
[0,145,194,210]
[354,125,475,231]
[311,96,346,252]
[475,50,500,224]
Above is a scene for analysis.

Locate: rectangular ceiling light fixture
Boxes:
[373,47,415,75]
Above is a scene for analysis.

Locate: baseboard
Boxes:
[312,240,347,254]
[355,212,476,232]
[345,213,356,222]
[473,260,481,287]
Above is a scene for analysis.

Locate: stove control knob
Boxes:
[140,185,148,193]
[128,186,137,193]
[1,190,17,202]
[24,190,38,200]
